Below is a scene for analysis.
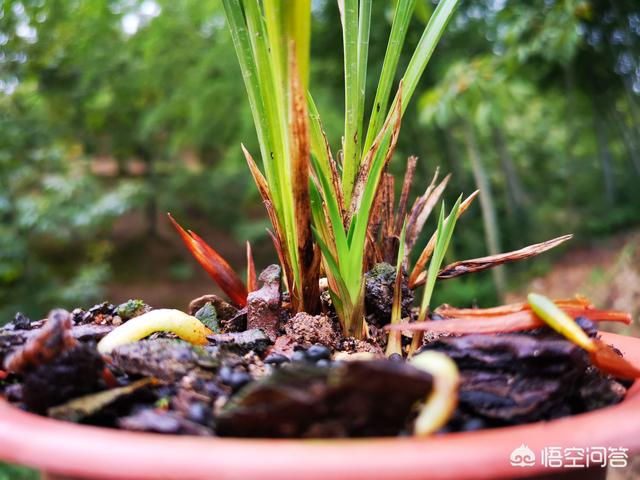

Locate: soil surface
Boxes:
[0,260,631,439]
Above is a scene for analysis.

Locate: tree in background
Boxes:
[0,82,142,319]
[416,0,640,301]
[0,0,253,319]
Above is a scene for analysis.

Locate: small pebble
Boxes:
[13,312,31,330]
[227,371,251,392]
[187,403,210,425]
[4,384,22,402]
[291,350,308,363]
[263,353,290,365]
[205,381,225,398]
[461,418,486,432]
[388,353,404,362]
[218,366,234,385]
[575,316,597,337]
[306,344,331,361]
[71,308,85,324]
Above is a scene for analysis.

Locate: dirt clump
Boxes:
[283,312,341,350]
[21,342,104,413]
[4,309,77,374]
[339,337,384,356]
[364,263,414,327]
[247,265,282,341]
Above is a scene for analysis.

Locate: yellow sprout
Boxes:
[527,293,596,352]
[97,309,210,354]
[410,350,460,436]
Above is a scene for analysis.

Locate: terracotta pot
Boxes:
[0,332,638,480]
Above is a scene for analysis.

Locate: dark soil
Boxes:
[0,264,630,438]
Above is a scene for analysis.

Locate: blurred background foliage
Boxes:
[1,0,640,321]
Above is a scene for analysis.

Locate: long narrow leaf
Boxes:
[346,96,402,301]
[354,0,371,172]
[349,89,403,222]
[363,0,417,155]
[435,296,595,318]
[308,93,343,213]
[222,0,276,188]
[409,196,462,355]
[438,235,573,279]
[405,172,451,251]
[386,307,631,334]
[311,154,349,260]
[394,0,460,116]
[246,241,257,293]
[289,47,319,312]
[409,190,478,288]
[285,0,311,89]
[341,0,361,202]
[244,0,297,274]
[394,156,418,235]
[386,221,407,357]
[418,198,461,321]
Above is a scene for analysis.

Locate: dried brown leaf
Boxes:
[405,172,451,252]
[367,173,388,249]
[437,234,573,280]
[383,173,396,239]
[393,156,418,235]
[404,168,439,248]
[386,305,631,334]
[435,296,594,318]
[289,44,320,313]
[246,241,257,293]
[380,174,399,263]
[242,146,294,296]
[321,129,344,218]
[590,339,640,379]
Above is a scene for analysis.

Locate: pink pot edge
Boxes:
[0,331,637,480]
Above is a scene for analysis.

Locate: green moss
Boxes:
[116,299,150,320]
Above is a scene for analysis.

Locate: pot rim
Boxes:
[0,331,638,480]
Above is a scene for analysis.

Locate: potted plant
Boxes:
[1,1,639,479]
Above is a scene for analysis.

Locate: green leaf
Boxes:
[418,195,462,321]
[392,0,460,118]
[363,0,417,155]
[222,0,276,189]
[341,0,363,203]
[195,302,220,333]
[385,220,407,357]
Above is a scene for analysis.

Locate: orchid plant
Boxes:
[212,0,459,339]
[168,1,583,348]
